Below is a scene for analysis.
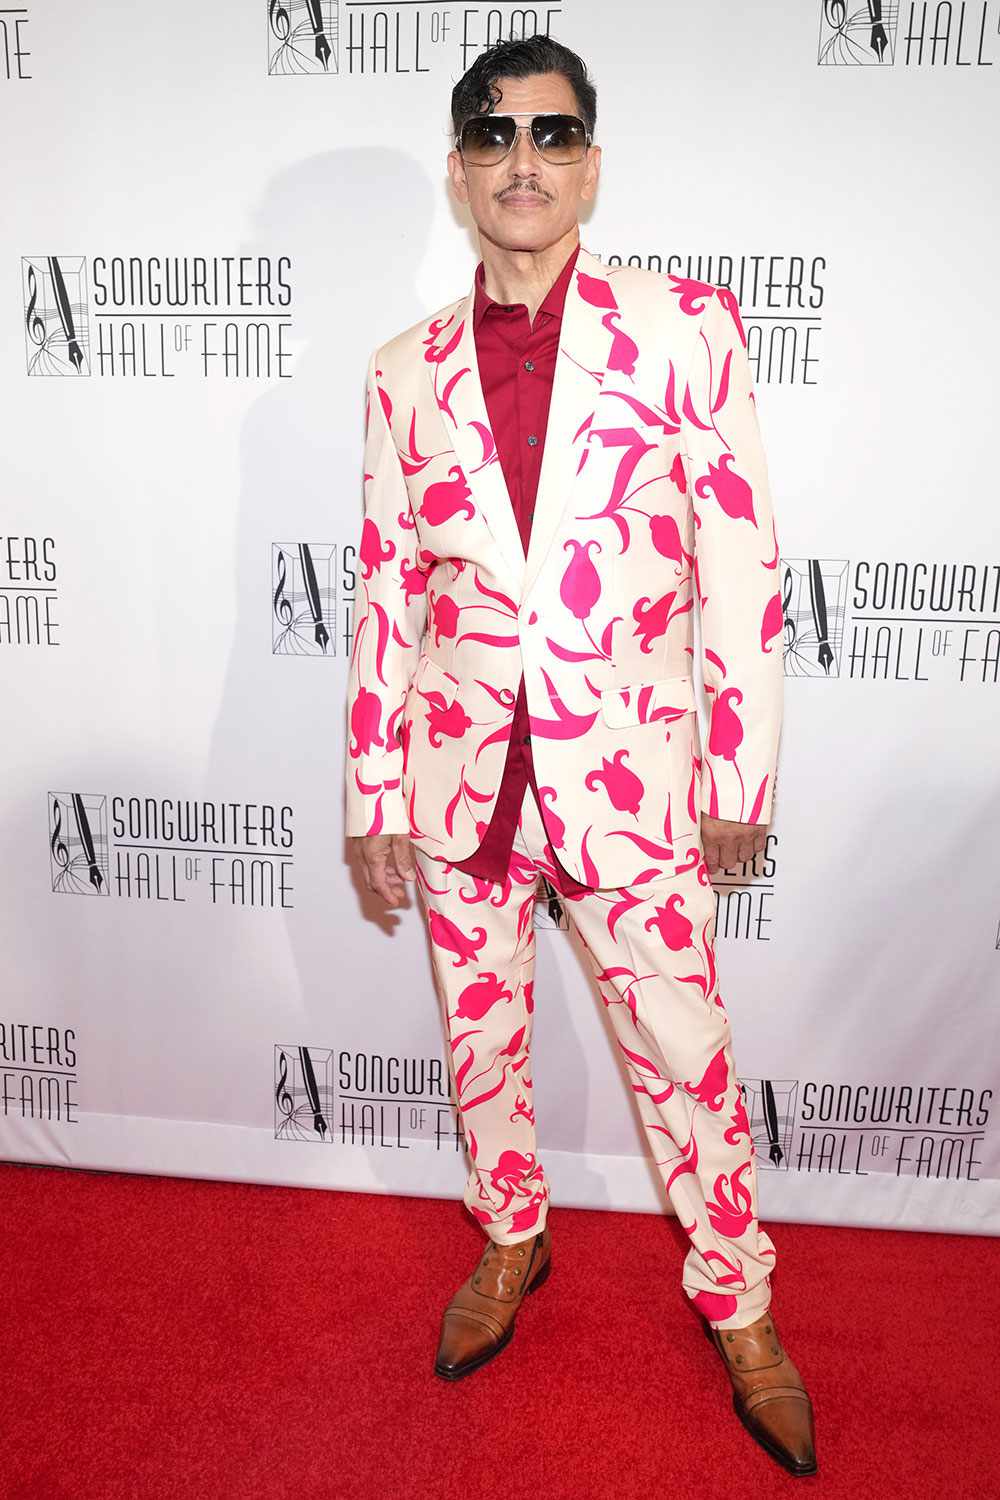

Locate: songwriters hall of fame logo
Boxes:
[266,0,565,76]
[274,1044,464,1149]
[268,0,338,73]
[47,792,295,907]
[23,256,89,377]
[0,1023,78,1124]
[1,4,31,80]
[818,1,999,65]
[818,0,897,61]
[0,532,58,647]
[22,254,293,378]
[781,557,1000,683]
[739,1079,797,1170]
[740,1077,991,1181]
[272,542,356,656]
[780,557,846,678]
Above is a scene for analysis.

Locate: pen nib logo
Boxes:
[818,1,896,64]
[268,0,339,74]
[23,257,91,376]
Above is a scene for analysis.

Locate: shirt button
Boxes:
[522,732,531,746]
[527,434,538,447]
[499,688,516,706]
[524,360,535,372]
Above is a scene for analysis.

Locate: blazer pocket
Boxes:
[412,653,460,706]
[600,674,697,728]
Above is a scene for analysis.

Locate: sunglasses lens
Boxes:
[531,115,589,163]
[460,116,516,164]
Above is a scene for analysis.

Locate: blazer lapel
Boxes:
[521,245,618,601]
[423,293,526,596]
[422,244,618,604]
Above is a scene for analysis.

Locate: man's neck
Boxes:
[479,227,581,324]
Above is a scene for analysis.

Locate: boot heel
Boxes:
[527,1255,552,1294]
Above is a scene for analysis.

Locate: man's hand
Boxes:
[351,833,417,908]
[700,814,768,877]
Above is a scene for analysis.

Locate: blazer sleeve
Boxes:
[344,351,429,837]
[680,286,785,826]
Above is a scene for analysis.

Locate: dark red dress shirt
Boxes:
[449,244,590,897]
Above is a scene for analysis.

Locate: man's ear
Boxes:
[447,149,470,205]
[581,144,602,204]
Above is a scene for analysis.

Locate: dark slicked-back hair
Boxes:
[450,35,597,141]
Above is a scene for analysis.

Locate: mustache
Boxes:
[496,180,553,201]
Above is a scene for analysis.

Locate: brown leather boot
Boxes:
[434,1226,552,1380]
[704,1311,817,1476]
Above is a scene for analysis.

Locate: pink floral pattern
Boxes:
[345,247,784,887]
[413,784,776,1329]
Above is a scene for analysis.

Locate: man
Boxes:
[345,34,815,1478]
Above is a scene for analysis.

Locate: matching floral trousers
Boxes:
[412,782,776,1330]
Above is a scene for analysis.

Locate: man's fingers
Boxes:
[353,836,409,908]
[702,836,752,875]
[391,834,417,882]
[370,856,406,906]
[735,835,757,866]
[700,816,769,876]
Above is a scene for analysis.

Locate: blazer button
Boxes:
[499,688,516,706]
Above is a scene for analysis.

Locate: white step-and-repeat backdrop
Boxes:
[2,2,997,1235]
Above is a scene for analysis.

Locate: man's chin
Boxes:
[481,219,566,254]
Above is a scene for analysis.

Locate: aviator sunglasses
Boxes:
[456,111,593,167]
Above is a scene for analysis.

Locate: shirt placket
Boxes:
[451,248,588,892]
[512,310,546,759]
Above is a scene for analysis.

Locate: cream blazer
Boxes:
[345,244,783,888]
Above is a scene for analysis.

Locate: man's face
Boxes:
[447,71,601,254]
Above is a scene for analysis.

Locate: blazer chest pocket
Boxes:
[600,674,697,728]
[411,653,460,706]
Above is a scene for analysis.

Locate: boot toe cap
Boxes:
[434,1311,505,1377]
[743,1394,817,1474]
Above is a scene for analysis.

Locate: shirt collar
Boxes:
[472,242,581,332]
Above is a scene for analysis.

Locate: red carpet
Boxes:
[1,1160,993,1499]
